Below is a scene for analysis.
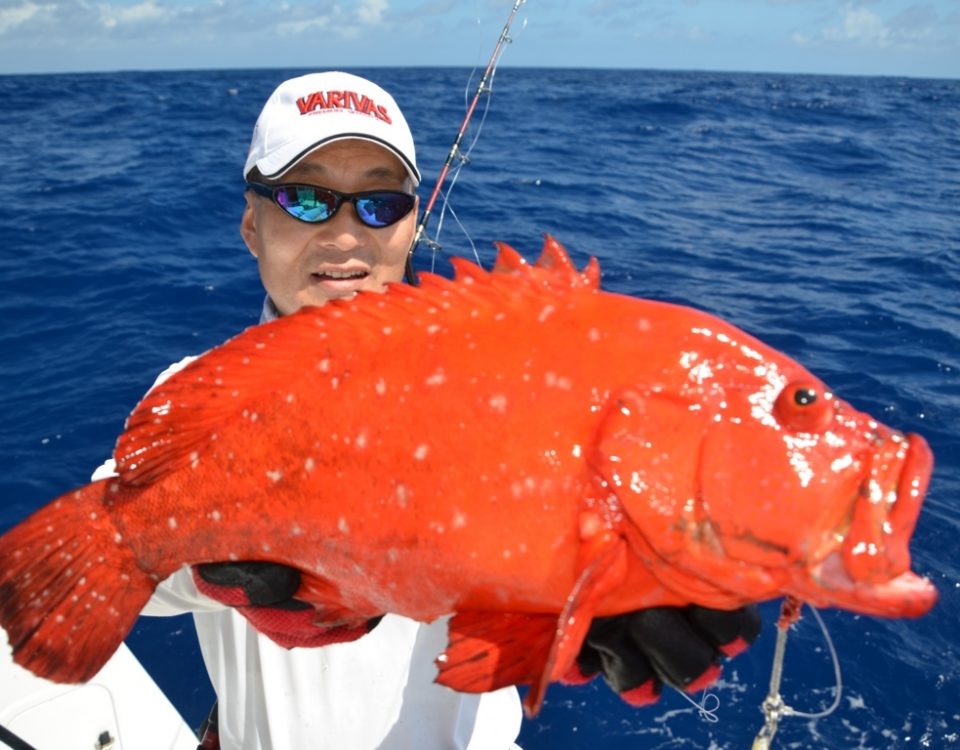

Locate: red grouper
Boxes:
[0,236,938,714]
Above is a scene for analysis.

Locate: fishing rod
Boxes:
[403,0,528,285]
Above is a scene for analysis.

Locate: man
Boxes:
[97,71,759,749]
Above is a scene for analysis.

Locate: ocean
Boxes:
[0,67,957,748]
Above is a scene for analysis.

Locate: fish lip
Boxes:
[807,551,938,618]
[816,431,936,614]
[852,432,931,574]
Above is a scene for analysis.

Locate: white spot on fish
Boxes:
[414,444,429,461]
[338,517,350,534]
[539,305,556,322]
[387,548,400,563]
[637,318,652,332]
[831,455,854,472]
[318,359,331,372]
[190,451,200,469]
[355,430,368,450]
[689,362,715,384]
[286,393,296,404]
[266,470,283,483]
[375,379,387,396]
[383,326,393,335]
[210,510,222,522]
[426,368,446,387]
[168,517,177,530]
[488,394,508,413]
[396,484,409,507]
[452,510,467,529]
[304,457,316,473]
[151,401,172,416]
[545,372,572,390]
[588,327,601,342]
[291,524,302,536]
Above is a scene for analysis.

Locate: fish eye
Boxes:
[774,381,835,433]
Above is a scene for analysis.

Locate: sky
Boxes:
[0,0,956,79]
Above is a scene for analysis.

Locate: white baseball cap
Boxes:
[244,71,421,186]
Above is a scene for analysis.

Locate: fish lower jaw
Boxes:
[797,551,938,618]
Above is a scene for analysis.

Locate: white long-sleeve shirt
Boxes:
[98,297,523,750]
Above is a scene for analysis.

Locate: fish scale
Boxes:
[0,236,937,716]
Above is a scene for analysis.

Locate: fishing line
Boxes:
[751,598,843,749]
[404,0,528,284]
[674,687,721,722]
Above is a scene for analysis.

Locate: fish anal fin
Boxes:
[437,611,556,696]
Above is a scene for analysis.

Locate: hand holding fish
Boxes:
[0,237,937,718]
[567,605,761,704]
[194,560,762,705]
[192,561,382,648]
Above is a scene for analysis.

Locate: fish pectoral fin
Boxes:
[437,537,629,717]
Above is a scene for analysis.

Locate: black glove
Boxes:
[564,605,761,706]
[194,561,383,648]
[195,561,307,608]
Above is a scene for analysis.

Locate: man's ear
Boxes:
[240,194,259,259]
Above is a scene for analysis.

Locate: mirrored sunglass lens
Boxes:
[275,186,337,222]
[355,194,414,227]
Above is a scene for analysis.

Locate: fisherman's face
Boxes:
[241,139,418,315]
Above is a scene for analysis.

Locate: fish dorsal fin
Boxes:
[113,306,367,486]
[490,236,600,290]
[113,237,593,488]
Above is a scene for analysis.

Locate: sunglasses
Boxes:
[246,182,416,228]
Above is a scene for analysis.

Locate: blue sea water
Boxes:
[0,67,957,748]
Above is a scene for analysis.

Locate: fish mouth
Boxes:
[804,432,938,618]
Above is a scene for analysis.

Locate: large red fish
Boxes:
[0,237,937,715]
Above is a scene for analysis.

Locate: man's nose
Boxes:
[310,204,367,248]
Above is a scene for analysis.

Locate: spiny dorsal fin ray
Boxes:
[115,237,597,488]
[493,235,600,290]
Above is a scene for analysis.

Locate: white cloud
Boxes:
[357,0,388,24]
[0,1,52,34]
[99,0,168,29]
[823,5,889,45]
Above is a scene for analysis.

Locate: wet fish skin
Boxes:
[0,236,937,715]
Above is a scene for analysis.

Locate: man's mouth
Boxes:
[312,269,369,281]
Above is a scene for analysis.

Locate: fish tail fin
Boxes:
[0,480,155,683]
